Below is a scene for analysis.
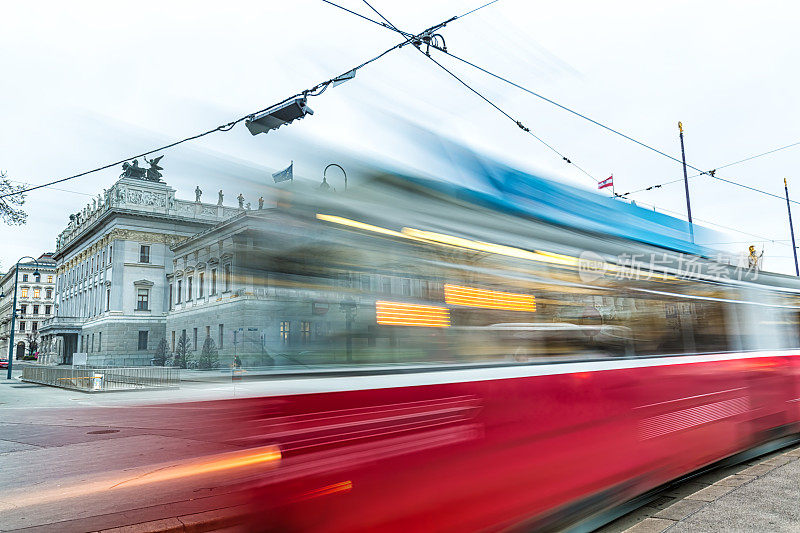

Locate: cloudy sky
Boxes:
[1,1,799,273]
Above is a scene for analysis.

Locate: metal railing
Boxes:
[21,365,180,392]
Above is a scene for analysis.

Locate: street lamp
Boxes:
[5,256,41,379]
[245,96,314,136]
[322,163,347,191]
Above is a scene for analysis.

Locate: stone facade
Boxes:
[42,175,242,365]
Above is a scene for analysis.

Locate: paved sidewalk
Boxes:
[618,444,800,533]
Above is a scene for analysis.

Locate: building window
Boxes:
[35,273,41,282]
[20,288,28,298]
[108,245,113,264]
[138,331,148,351]
[199,273,204,298]
[18,321,25,332]
[140,245,150,263]
[91,333,94,352]
[187,277,193,301]
[193,327,198,351]
[206,325,211,338]
[47,275,53,283]
[46,289,52,299]
[211,269,217,295]
[33,305,39,315]
[301,321,311,344]
[280,321,290,344]
[402,278,412,296]
[219,324,224,348]
[22,274,28,282]
[20,305,27,315]
[33,288,41,299]
[32,321,38,332]
[45,305,51,315]
[169,284,173,309]
[224,264,231,291]
[360,275,370,292]
[106,289,110,311]
[136,289,149,311]
[177,280,182,303]
[171,330,176,352]
[98,332,102,351]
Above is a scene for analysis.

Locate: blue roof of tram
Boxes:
[401,140,715,256]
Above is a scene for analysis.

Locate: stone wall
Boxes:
[82,318,166,367]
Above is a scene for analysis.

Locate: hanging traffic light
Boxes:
[245,97,314,135]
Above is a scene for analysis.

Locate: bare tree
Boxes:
[0,171,27,225]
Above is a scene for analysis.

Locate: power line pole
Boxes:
[784,178,799,276]
[678,122,694,243]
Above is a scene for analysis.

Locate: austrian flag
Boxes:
[598,175,614,190]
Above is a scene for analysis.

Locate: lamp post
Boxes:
[323,164,347,191]
[4,256,41,379]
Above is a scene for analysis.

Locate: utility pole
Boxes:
[784,178,799,276]
[678,122,694,243]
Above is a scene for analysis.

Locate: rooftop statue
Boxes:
[144,155,164,182]
[120,159,147,180]
[120,156,165,181]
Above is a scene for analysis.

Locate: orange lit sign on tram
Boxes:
[444,284,536,312]
[375,301,451,328]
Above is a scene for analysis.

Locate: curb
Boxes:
[94,506,250,533]
[621,444,800,533]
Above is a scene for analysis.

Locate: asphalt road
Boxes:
[0,374,275,532]
[2,371,799,532]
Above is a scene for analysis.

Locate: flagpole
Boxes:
[678,121,694,243]
[784,178,799,276]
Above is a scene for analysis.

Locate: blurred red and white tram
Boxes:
[183,164,800,531]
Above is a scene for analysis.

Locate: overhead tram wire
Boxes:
[3,5,491,200]
[619,140,800,197]
[323,0,498,35]
[347,0,598,183]
[424,53,599,183]
[338,3,793,247]
[428,48,800,207]
[332,2,800,209]
[320,0,412,36]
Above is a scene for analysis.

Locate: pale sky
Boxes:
[1,1,799,273]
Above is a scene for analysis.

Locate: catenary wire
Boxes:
[0,33,419,199]
[4,1,500,200]
[431,48,800,206]
[350,0,598,183]
[620,140,800,197]
[424,53,599,183]
[321,0,411,35]
[326,1,800,245]
[354,3,794,243]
